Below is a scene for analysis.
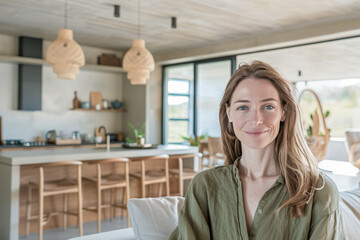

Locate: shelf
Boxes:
[0,55,125,73]
[70,108,126,112]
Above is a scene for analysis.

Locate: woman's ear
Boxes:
[226,104,232,123]
[281,108,286,122]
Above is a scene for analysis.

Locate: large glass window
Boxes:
[163,64,194,144]
[196,60,232,137]
[296,79,360,138]
[163,58,234,144]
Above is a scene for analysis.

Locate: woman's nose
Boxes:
[249,109,264,125]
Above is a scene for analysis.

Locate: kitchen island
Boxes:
[0,145,199,240]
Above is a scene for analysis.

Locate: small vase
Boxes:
[73,91,81,109]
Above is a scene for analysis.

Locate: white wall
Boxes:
[147,64,162,144]
[0,33,126,141]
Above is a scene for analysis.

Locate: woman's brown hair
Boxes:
[219,61,320,217]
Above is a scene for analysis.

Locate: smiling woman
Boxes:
[169,61,346,240]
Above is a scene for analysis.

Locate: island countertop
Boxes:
[0,144,199,166]
[0,144,200,240]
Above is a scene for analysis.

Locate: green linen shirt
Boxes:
[169,158,346,240]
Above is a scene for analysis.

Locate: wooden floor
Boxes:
[19,159,360,240]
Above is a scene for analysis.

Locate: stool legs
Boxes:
[63,194,67,230]
[77,165,83,236]
[26,185,32,237]
[39,167,44,240]
[97,164,102,233]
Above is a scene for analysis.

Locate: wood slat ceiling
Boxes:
[1,0,360,54]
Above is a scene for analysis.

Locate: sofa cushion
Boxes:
[68,227,135,240]
[339,189,360,240]
[127,197,185,240]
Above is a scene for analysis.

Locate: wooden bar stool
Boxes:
[169,153,202,197]
[25,161,83,240]
[130,154,170,198]
[82,158,130,233]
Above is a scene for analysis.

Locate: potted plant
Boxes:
[126,122,146,146]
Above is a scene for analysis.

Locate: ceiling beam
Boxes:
[154,14,360,65]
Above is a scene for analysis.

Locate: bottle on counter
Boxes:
[73,91,81,109]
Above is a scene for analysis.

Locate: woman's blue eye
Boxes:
[238,106,247,110]
[264,105,274,110]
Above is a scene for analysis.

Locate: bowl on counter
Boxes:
[111,100,123,109]
[80,101,90,109]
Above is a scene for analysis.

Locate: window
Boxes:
[162,58,235,144]
[296,79,360,138]
[163,64,194,144]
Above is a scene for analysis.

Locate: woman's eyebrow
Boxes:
[261,98,278,102]
[233,98,278,104]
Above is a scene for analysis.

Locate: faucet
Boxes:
[98,126,110,151]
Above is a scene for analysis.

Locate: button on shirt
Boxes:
[169,158,346,240]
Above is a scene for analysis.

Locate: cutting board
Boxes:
[90,92,102,109]
[55,139,81,145]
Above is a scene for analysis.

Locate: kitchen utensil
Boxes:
[45,130,57,142]
[72,131,81,140]
[90,92,102,109]
[102,99,109,109]
[95,136,102,144]
[111,100,123,109]
[108,133,118,142]
[80,101,90,109]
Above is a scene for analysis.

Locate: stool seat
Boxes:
[169,168,197,180]
[30,179,79,195]
[83,173,127,186]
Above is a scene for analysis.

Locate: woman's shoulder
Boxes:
[312,171,340,214]
[191,165,233,186]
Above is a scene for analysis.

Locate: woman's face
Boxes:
[226,77,285,149]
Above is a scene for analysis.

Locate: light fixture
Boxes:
[171,17,177,29]
[45,0,85,80]
[122,0,155,85]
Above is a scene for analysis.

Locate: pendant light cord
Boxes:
[137,0,140,39]
[64,0,68,29]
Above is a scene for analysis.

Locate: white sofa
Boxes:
[70,189,360,240]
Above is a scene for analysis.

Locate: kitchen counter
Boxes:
[0,141,124,152]
[0,144,199,240]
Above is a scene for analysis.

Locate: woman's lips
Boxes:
[245,130,268,136]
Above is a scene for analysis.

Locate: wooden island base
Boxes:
[18,156,192,235]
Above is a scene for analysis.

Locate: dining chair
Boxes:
[345,130,360,169]
[207,136,226,167]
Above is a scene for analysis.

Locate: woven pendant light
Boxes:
[45,0,85,80]
[45,29,85,80]
[123,39,154,84]
[122,0,154,85]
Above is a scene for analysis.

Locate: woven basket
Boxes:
[299,89,330,162]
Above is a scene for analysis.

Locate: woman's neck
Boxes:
[239,142,280,179]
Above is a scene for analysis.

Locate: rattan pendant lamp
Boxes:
[45,0,85,80]
[122,0,155,85]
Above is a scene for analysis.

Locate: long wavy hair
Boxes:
[219,61,320,218]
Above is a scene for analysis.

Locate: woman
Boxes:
[169,61,346,239]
